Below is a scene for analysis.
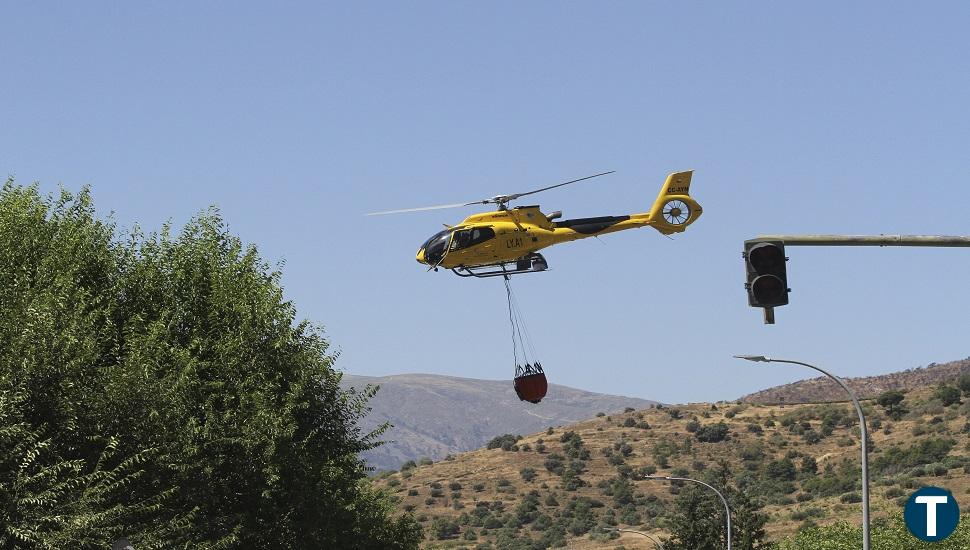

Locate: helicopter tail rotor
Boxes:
[643,170,703,235]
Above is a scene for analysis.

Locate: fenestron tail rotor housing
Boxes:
[661,199,691,225]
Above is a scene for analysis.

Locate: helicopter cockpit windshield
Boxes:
[419,227,497,266]
[420,229,452,265]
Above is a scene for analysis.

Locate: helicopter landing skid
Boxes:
[451,253,549,278]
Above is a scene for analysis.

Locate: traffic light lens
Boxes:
[752,275,786,304]
[749,244,785,273]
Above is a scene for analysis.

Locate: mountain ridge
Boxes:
[739,357,970,404]
[340,372,658,471]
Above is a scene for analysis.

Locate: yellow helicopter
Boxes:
[368,170,702,277]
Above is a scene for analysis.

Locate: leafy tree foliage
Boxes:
[664,468,769,550]
[776,516,970,549]
[872,437,956,476]
[936,384,962,406]
[0,182,421,548]
[957,373,970,397]
[764,458,797,481]
[695,422,731,443]
[877,390,908,420]
[487,433,522,451]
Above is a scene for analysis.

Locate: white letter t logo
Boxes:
[916,495,950,536]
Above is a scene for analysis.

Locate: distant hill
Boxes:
[376,375,970,549]
[340,373,657,471]
[740,357,970,404]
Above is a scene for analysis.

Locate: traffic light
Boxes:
[744,240,789,308]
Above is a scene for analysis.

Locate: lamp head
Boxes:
[734,354,771,362]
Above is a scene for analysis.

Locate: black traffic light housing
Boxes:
[744,240,790,313]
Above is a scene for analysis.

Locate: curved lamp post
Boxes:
[643,475,731,550]
[734,355,870,550]
[608,528,665,549]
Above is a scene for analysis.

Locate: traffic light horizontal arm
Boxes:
[748,235,970,247]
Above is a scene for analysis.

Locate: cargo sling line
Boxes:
[503,275,543,378]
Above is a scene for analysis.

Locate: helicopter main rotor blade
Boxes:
[506,170,615,200]
[366,170,614,215]
[365,202,474,216]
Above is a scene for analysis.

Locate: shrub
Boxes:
[487,434,522,451]
[544,454,565,475]
[873,438,956,475]
[431,517,460,539]
[765,458,798,481]
[695,422,730,443]
[958,373,970,397]
[937,385,962,406]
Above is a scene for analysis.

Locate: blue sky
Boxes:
[3,3,969,403]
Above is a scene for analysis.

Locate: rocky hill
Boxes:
[341,373,657,471]
[375,369,970,549]
[740,357,970,404]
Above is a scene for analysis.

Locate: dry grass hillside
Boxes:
[740,357,970,405]
[376,381,970,549]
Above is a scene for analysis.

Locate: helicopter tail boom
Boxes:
[638,170,702,234]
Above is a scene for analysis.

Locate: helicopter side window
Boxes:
[451,227,495,250]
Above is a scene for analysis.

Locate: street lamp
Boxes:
[607,528,665,549]
[734,355,870,550]
[642,475,731,550]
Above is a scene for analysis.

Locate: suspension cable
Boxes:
[504,275,540,376]
[504,276,523,369]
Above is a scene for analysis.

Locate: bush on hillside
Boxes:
[776,516,970,549]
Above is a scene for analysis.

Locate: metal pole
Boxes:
[734,355,870,550]
[612,528,665,550]
[644,476,731,550]
[748,234,970,247]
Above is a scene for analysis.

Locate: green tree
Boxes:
[764,458,798,481]
[695,422,731,443]
[665,477,768,550]
[730,488,769,550]
[877,390,907,420]
[957,373,970,397]
[664,484,723,550]
[1,390,185,548]
[777,515,970,549]
[0,182,421,549]
[936,384,962,406]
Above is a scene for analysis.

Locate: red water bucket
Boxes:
[514,372,548,404]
